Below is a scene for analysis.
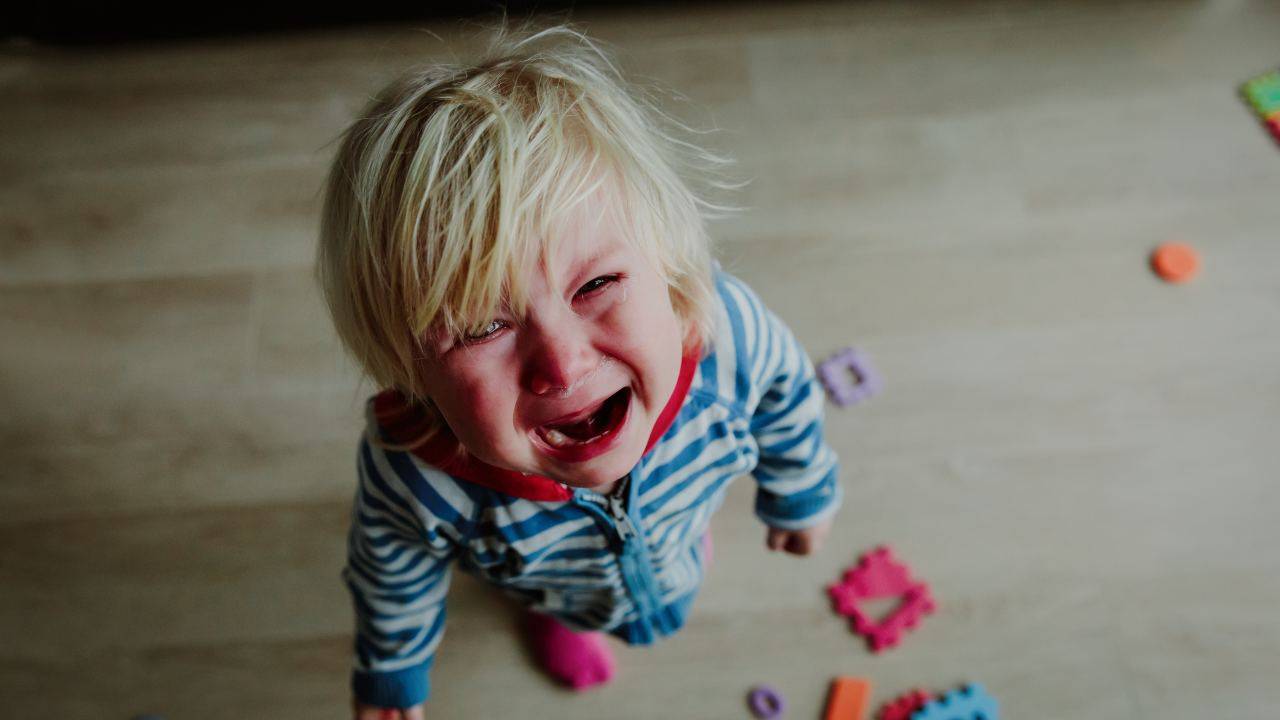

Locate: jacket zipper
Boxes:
[575,475,664,641]
[606,488,634,545]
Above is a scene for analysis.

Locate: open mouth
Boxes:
[534,387,631,453]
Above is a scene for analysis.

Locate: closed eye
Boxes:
[575,274,620,299]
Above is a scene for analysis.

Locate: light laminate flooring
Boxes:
[2,2,1279,718]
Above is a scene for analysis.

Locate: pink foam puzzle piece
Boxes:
[877,688,932,720]
[841,545,916,599]
[850,584,937,652]
[828,545,937,653]
[827,580,863,616]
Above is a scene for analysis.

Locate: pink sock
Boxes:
[524,611,616,691]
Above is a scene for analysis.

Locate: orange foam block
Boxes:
[825,677,872,720]
[1150,242,1199,284]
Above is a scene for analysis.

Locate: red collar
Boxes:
[371,349,700,501]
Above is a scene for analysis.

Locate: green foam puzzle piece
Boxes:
[1242,70,1280,116]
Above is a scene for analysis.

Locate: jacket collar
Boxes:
[371,349,701,501]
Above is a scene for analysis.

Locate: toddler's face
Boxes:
[421,196,685,490]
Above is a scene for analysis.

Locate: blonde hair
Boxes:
[317,23,736,429]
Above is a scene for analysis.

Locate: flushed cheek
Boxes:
[613,310,681,398]
[441,377,523,454]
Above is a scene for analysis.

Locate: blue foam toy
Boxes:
[911,683,999,720]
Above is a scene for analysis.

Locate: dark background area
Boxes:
[5,3,721,45]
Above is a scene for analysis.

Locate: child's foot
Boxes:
[523,610,616,690]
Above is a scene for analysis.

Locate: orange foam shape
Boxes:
[1151,242,1199,283]
[825,676,872,720]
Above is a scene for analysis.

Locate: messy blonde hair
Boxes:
[317,22,735,425]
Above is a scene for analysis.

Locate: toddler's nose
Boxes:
[524,326,599,397]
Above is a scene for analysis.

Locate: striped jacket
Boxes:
[344,271,842,708]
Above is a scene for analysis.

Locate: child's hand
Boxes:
[353,701,425,720]
[765,518,833,556]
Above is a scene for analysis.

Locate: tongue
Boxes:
[556,411,605,441]
[550,392,622,441]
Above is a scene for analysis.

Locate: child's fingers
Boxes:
[353,703,424,720]
[802,526,829,555]
[783,532,810,555]
[765,527,785,551]
[767,526,832,555]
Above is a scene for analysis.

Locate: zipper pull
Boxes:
[607,475,634,543]
[608,493,631,542]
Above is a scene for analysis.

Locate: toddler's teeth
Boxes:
[545,429,570,447]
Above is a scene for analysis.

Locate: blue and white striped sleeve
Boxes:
[717,272,842,530]
[342,434,475,708]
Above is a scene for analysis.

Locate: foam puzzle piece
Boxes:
[747,684,786,719]
[853,585,937,652]
[818,346,882,407]
[1150,242,1199,284]
[878,688,932,720]
[825,677,872,720]
[827,545,937,653]
[840,545,916,598]
[911,683,999,720]
[1241,69,1280,115]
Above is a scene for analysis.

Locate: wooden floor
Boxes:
[3,2,1279,718]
